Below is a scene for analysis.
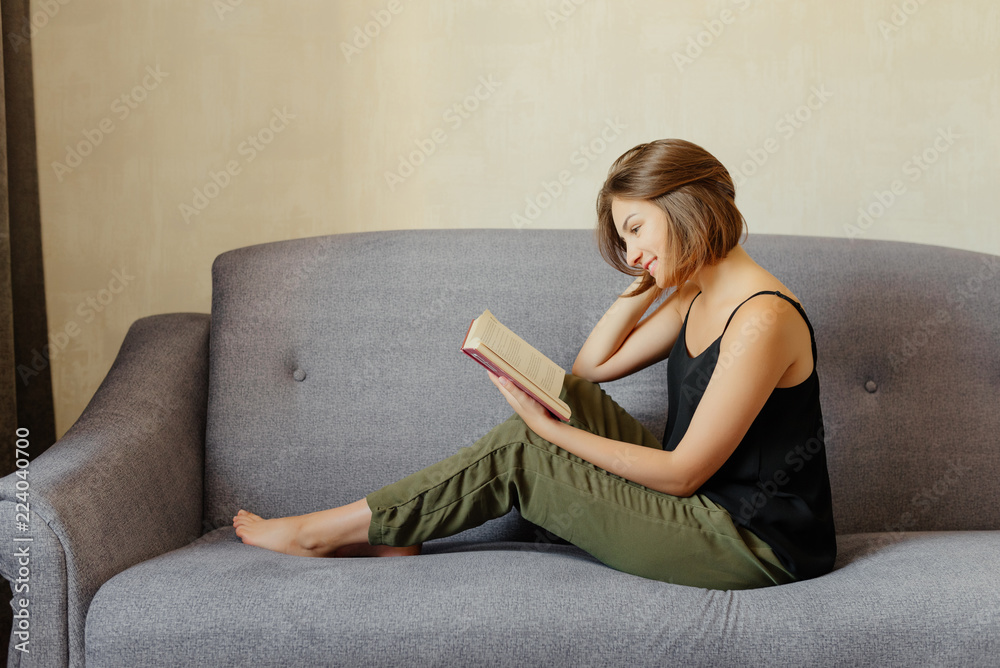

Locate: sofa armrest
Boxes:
[0,313,210,668]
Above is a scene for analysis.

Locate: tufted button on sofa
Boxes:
[2,230,998,667]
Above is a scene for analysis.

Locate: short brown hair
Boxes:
[596,138,748,298]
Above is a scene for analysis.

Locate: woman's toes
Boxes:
[233,510,261,529]
[234,512,256,527]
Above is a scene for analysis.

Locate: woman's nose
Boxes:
[627,246,642,268]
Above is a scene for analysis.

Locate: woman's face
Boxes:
[611,197,669,287]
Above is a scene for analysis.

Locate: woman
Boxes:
[234,138,837,590]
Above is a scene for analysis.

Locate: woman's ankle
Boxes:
[297,501,373,554]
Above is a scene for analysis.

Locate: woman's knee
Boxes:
[562,372,600,401]
[560,373,609,433]
[472,414,534,451]
[563,373,661,449]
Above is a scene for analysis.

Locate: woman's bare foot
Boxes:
[232,505,422,558]
[232,510,331,557]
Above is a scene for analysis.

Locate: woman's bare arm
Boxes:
[572,278,683,383]
[541,295,801,497]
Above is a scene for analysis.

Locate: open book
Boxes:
[461,309,572,422]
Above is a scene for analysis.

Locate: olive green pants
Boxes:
[366,373,795,590]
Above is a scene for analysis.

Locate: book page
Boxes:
[468,339,571,420]
[474,311,565,399]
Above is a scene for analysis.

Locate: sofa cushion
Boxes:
[203,229,647,539]
[84,529,1000,667]
[204,230,1000,537]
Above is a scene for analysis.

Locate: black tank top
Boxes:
[662,290,837,580]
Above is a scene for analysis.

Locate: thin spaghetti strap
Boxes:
[721,290,818,365]
[777,292,819,366]
[683,291,702,322]
[721,291,779,334]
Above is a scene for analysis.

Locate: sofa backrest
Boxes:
[204,230,1000,538]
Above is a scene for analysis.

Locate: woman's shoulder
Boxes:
[736,271,803,310]
[725,282,815,388]
[674,278,804,313]
[731,283,810,333]
[752,285,802,309]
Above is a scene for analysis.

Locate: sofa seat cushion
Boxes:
[85,529,1000,667]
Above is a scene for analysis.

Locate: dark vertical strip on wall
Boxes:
[0,1,56,660]
[1,0,55,465]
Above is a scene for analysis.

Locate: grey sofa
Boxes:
[3,229,999,667]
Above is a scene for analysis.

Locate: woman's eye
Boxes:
[631,225,641,234]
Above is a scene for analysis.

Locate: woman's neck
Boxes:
[688,245,760,301]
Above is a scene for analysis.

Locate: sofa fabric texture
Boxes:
[1,313,209,668]
[2,230,998,667]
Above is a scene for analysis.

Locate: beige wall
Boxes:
[27,0,1000,437]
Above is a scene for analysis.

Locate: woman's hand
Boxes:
[487,370,560,437]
